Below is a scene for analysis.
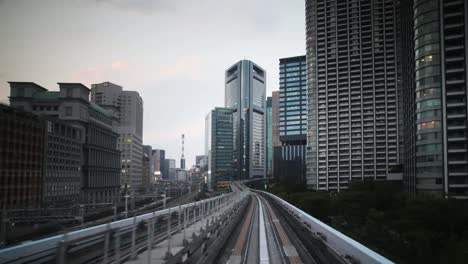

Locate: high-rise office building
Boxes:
[276,56,307,182]
[266,97,273,177]
[142,145,153,188]
[305,0,401,191]
[272,91,280,178]
[402,0,468,198]
[0,104,45,209]
[225,60,266,179]
[206,107,235,189]
[91,82,144,191]
[9,82,121,204]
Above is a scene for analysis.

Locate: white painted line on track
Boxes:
[257,195,270,264]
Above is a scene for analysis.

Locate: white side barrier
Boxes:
[260,191,394,264]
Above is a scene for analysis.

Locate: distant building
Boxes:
[266,96,273,177]
[225,60,266,179]
[206,107,235,189]
[43,117,82,207]
[0,104,45,209]
[142,145,153,189]
[152,149,165,181]
[195,155,207,169]
[91,82,144,191]
[272,91,280,178]
[175,169,188,181]
[9,82,121,205]
[165,159,176,180]
[275,56,307,183]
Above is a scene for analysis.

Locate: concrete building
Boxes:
[142,145,153,189]
[43,117,82,207]
[305,0,400,191]
[275,56,307,183]
[272,91,280,178]
[9,82,121,205]
[91,82,144,191]
[401,0,468,198]
[206,107,235,189]
[0,104,45,209]
[225,60,266,179]
[266,97,273,177]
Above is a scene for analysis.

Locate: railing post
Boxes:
[147,218,153,264]
[130,216,137,259]
[183,207,188,245]
[166,208,172,258]
[178,205,181,232]
[114,228,121,264]
[103,224,110,263]
[57,233,68,264]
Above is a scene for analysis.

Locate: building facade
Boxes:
[305,0,401,191]
[0,104,45,209]
[91,82,144,191]
[266,97,273,177]
[402,0,468,198]
[276,56,307,183]
[207,107,235,189]
[44,117,82,207]
[225,60,266,179]
[152,149,165,180]
[9,82,121,205]
[272,91,280,178]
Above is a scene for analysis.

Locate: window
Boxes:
[65,106,72,116]
[66,88,73,97]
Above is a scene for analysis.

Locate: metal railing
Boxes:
[0,191,246,264]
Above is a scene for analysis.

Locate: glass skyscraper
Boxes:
[305,0,401,191]
[275,56,307,182]
[206,107,235,189]
[402,0,468,198]
[225,60,266,179]
[266,97,273,177]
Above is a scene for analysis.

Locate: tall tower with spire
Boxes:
[181,134,186,169]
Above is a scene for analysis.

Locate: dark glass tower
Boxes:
[207,107,235,189]
[305,0,401,191]
[225,60,266,179]
[266,96,273,177]
[277,56,307,182]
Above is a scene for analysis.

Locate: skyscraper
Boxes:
[402,0,468,198]
[276,56,307,182]
[225,60,266,179]
[206,107,235,189]
[91,82,144,191]
[266,96,273,177]
[305,0,401,191]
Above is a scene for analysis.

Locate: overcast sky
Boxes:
[0,0,305,168]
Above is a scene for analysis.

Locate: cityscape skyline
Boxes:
[0,0,305,168]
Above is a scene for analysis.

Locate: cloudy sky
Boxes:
[0,0,305,167]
